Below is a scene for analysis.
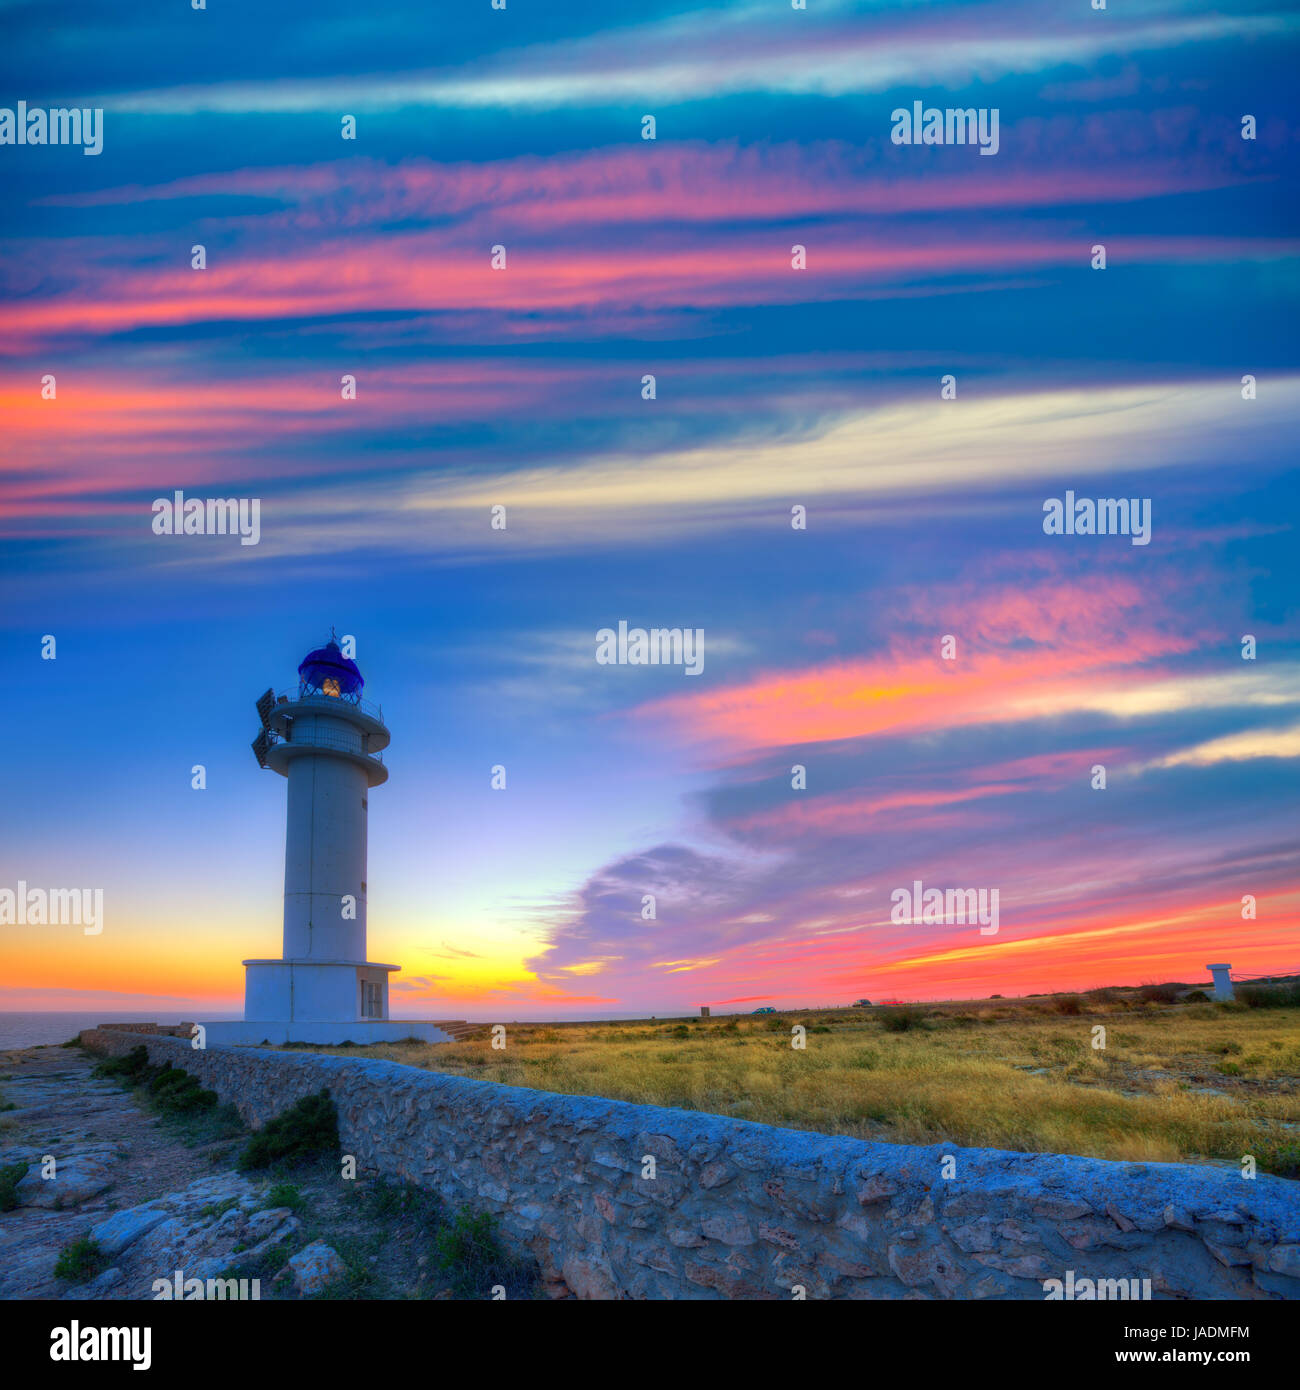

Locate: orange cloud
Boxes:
[638,578,1196,756]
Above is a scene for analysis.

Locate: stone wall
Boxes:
[80,1028,1300,1300]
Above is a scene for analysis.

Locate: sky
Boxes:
[1,0,1297,1019]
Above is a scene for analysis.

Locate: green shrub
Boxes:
[93,1046,239,1143]
[262,1182,306,1213]
[305,1242,377,1300]
[1238,983,1300,1009]
[0,1161,28,1212]
[238,1089,339,1171]
[54,1237,105,1283]
[1257,1141,1300,1180]
[1138,983,1182,1005]
[146,1063,218,1115]
[433,1206,532,1299]
[880,1006,927,1033]
[1053,995,1083,1016]
[92,1044,151,1083]
[1182,989,1210,1003]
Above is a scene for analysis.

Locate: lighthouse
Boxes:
[202,635,451,1046]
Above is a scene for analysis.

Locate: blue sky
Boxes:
[2,0,1298,1015]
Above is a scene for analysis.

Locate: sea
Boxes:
[0,1012,240,1050]
[0,1007,773,1050]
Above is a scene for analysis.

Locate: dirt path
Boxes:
[0,1045,232,1298]
[0,1043,539,1300]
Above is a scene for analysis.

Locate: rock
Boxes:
[756,1223,800,1251]
[1060,1218,1134,1251]
[85,1266,124,1293]
[950,1219,996,1253]
[1163,1204,1195,1232]
[1267,1245,1300,1279]
[631,1244,677,1276]
[1204,1240,1252,1268]
[683,1259,771,1299]
[1105,1203,1136,1233]
[590,1148,633,1173]
[131,1217,190,1266]
[888,1242,966,1297]
[286,1241,348,1296]
[972,1250,1051,1280]
[90,1204,170,1257]
[244,1208,293,1241]
[560,1252,619,1300]
[819,1249,886,1280]
[995,1218,1041,1245]
[698,1161,734,1189]
[666,1226,706,1248]
[243,1217,301,1261]
[700,1212,754,1246]
[856,1175,899,1205]
[1032,1197,1093,1221]
[16,1157,114,1209]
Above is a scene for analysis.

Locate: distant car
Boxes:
[751,1006,776,1014]
[852,999,873,1008]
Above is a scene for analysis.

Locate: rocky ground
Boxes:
[0,1044,536,1300]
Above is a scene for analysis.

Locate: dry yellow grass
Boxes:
[281,1000,1300,1172]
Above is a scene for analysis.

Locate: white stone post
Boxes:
[1206,963,1234,1001]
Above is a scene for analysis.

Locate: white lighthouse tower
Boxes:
[202,634,451,1046]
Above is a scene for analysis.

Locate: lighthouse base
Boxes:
[198,1019,454,1047]
[197,957,453,1046]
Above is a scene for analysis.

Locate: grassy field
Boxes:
[281,989,1300,1174]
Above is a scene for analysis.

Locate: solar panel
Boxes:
[255,687,275,730]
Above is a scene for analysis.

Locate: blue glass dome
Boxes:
[298,638,364,697]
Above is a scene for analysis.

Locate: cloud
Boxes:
[1148,720,1300,769]
[94,8,1294,113]
[518,555,1300,1009]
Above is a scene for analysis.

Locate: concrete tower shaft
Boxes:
[267,694,388,963]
